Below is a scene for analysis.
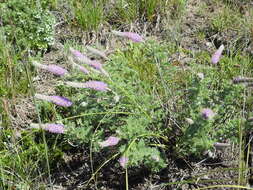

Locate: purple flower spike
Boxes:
[66,81,109,91]
[50,96,73,107]
[43,124,65,134]
[30,123,65,134]
[211,44,224,64]
[34,94,72,107]
[99,136,120,148]
[112,30,144,43]
[32,61,68,76]
[83,81,108,91]
[119,156,128,168]
[201,108,215,120]
[46,65,68,76]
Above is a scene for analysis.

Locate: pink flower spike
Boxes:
[112,30,144,43]
[43,124,65,134]
[119,156,128,168]
[99,136,120,148]
[34,94,72,107]
[201,108,215,120]
[211,44,224,64]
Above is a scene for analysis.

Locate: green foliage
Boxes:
[0,0,55,51]
[175,53,253,156]
[70,0,104,31]
[0,129,64,189]
[210,4,250,36]
[69,0,167,30]
[0,32,29,98]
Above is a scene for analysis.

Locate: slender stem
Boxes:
[24,62,52,186]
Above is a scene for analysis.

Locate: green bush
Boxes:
[0,0,55,51]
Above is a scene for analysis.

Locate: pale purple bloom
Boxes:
[112,30,144,43]
[99,136,120,147]
[119,156,128,168]
[66,81,109,91]
[201,108,215,120]
[30,123,65,134]
[86,46,108,60]
[32,61,68,76]
[211,44,224,64]
[34,94,72,107]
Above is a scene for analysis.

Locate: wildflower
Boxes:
[99,136,120,148]
[30,123,65,134]
[66,81,109,91]
[32,61,68,76]
[86,45,108,60]
[211,44,224,64]
[201,108,215,120]
[34,94,72,107]
[112,30,144,43]
[119,156,128,168]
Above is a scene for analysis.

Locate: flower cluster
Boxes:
[31,31,144,168]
